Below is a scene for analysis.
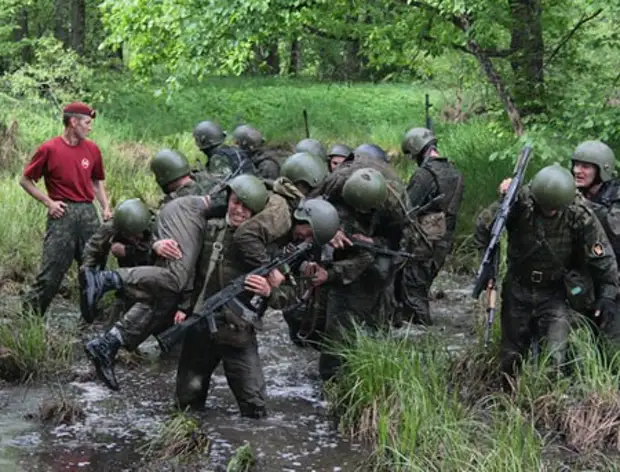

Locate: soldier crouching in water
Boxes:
[175,197,340,418]
[79,175,264,392]
[475,165,618,385]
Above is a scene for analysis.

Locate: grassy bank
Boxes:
[0,75,577,284]
[327,324,620,471]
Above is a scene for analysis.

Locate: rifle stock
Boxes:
[156,241,316,352]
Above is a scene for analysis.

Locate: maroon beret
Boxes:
[63,102,97,118]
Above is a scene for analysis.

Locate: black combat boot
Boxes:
[84,331,122,391]
[79,268,122,323]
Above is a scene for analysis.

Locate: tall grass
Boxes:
[328,323,620,471]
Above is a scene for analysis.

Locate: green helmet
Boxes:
[150,149,190,190]
[327,144,352,159]
[280,152,329,188]
[294,198,341,245]
[233,125,264,151]
[571,140,616,182]
[342,168,388,213]
[530,164,576,211]
[401,127,437,158]
[113,198,151,235]
[353,143,388,162]
[226,174,269,214]
[295,139,327,160]
[193,120,226,149]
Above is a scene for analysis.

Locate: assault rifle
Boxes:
[472,144,533,348]
[209,165,243,196]
[156,240,317,352]
[425,94,433,131]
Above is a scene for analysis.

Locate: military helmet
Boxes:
[226,174,269,214]
[113,198,151,236]
[342,168,388,213]
[530,164,576,211]
[150,149,190,190]
[295,138,327,160]
[401,127,437,158]
[327,144,352,159]
[353,143,388,162]
[571,140,616,182]
[281,152,329,189]
[233,125,264,151]
[193,120,226,149]
[294,198,341,246]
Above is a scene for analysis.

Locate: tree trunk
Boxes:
[54,0,70,47]
[466,39,525,136]
[70,0,86,55]
[264,42,279,75]
[343,39,366,80]
[14,8,33,63]
[288,38,301,76]
[509,0,545,114]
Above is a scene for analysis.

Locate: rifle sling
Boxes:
[194,227,227,310]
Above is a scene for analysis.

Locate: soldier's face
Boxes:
[293,223,314,243]
[227,193,253,227]
[329,156,346,172]
[72,116,92,140]
[572,161,597,189]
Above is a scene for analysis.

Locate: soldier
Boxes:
[20,101,111,317]
[351,143,389,163]
[295,138,327,161]
[81,198,156,323]
[176,197,340,417]
[193,120,254,175]
[233,124,285,180]
[327,144,352,172]
[399,127,464,325]
[81,175,269,391]
[475,165,618,380]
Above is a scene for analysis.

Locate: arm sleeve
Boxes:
[23,143,49,181]
[81,220,115,270]
[89,142,105,180]
[407,167,438,207]
[580,209,619,299]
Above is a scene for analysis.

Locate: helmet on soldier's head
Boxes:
[352,143,388,162]
[233,125,264,151]
[295,139,327,160]
[281,152,329,189]
[113,198,151,236]
[530,164,576,211]
[571,140,616,182]
[294,198,341,246]
[327,144,352,159]
[150,149,191,190]
[401,127,437,158]
[193,121,226,150]
[226,174,269,214]
[342,168,388,213]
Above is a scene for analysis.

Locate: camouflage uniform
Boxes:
[250,148,287,181]
[475,186,618,376]
[587,180,620,259]
[23,203,100,316]
[400,156,464,324]
[207,144,255,176]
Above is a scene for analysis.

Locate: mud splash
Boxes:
[0,273,476,471]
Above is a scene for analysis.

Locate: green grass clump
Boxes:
[140,410,209,461]
[226,443,257,472]
[0,308,76,382]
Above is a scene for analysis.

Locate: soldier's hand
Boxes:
[267,269,285,288]
[245,275,271,297]
[153,239,182,260]
[301,262,328,286]
[174,311,187,324]
[111,242,126,258]
[595,297,617,327]
[499,178,513,195]
[329,230,352,249]
[351,233,374,244]
[47,200,67,219]
[102,207,113,221]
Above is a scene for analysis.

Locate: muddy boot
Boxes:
[84,331,122,391]
[79,268,122,323]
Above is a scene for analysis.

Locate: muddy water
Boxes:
[0,273,477,471]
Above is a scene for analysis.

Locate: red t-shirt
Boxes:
[23,136,105,202]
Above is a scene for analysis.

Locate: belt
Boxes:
[513,270,563,287]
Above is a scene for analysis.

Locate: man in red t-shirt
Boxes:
[20,101,112,317]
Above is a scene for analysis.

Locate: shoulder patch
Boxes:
[591,242,605,257]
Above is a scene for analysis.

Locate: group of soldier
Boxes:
[18,101,620,417]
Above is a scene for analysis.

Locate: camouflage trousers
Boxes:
[319,282,383,382]
[114,301,175,351]
[23,202,99,316]
[176,325,266,418]
[283,286,328,350]
[499,276,570,378]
